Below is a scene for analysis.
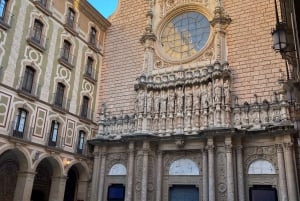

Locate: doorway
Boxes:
[169,185,199,201]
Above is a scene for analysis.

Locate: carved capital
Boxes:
[225,144,233,153]
[206,144,215,152]
[275,144,283,153]
[283,142,294,151]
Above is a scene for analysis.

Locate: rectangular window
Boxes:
[81,96,89,118]
[13,109,27,138]
[55,83,65,107]
[86,57,93,77]
[249,185,278,201]
[39,0,47,7]
[107,184,125,201]
[66,8,75,27]
[0,0,8,19]
[22,66,35,93]
[32,20,43,44]
[61,40,71,61]
[89,27,97,44]
[77,130,85,154]
[48,121,59,146]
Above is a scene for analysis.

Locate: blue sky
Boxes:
[88,0,118,18]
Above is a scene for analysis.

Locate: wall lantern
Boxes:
[272,0,287,52]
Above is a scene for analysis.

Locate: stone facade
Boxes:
[0,1,110,201]
[91,0,300,201]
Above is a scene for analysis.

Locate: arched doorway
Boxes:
[31,157,62,201]
[64,166,78,201]
[64,163,90,201]
[0,151,19,201]
[31,159,52,201]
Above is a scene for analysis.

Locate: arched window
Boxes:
[89,27,97,44]
[66,8,75,28]
[248,159,276,174]
[54,82,65,107]
[13,108,28,138]
[61,40,71,61]
[80,96,90,118]
[48,120,59,147]
[22,66,35,94]
[31,19,44,44]
[86,57,94,77]
[169,159,200,175]
[108,164,127,175]
[77,130,85,154]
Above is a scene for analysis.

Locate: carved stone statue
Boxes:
[176,86,184,113]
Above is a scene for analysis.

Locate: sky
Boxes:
[88,0,118,18]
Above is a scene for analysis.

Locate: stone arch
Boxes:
[64,161,90,201]
[33,154,64,177]
[169,158,200,175]
[108,163,127,175]
[248,159,276,174]
[0,147,32,201]
[65,160,90,180]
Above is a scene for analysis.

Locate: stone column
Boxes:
[48,176,67,201]
[77,180,89,201]
[276,144,288,201]
[125,142,135,201]
[141,141,150,201]
[283,142,298,201]
[202,149,208,201]
[90,147,101,201]
[225,137,234,201]
[207,138,215,201]
[236,145,245,201]
[156,151,163,201]
[97,146,107,201]
[13,171,35,201]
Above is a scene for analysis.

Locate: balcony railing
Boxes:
[79,106,94,121]
[0,11,13,30]
[47,133,64,148]
[17,76,41,99]
[84,65,97,83]
[58,48,76,69]
[64,18,78,36]
[88,38,101,53]
[9,121,32,141]
[51,93,70,112]
[32,0,52,16]
[27,27,48,52]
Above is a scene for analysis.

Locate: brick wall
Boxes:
[98,0,148,114]
[224,0,286,103]
[99,0,287,115]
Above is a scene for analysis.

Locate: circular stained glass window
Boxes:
[160,11,210,61]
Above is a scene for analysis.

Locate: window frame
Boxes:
[22,66,35,94]
[32,19,44,44]
[13,108,28,138]
[55,82,65,107]
[48,120,59,146]
[62,40,71,61]
[66,7,75,27]
[81,96,89,118]
[77,130,85,154]
[89,27,97,44]
[0,0,8,19]
[86,57,94,77]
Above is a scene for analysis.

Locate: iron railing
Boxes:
[9,121,32,141]
[47,132,64,148]
[51,93,70,111]
[32,0,52,15]
[79,106,94,121]
[84,65,97,82]
[17,76,41,98]
[64,17,79,35]
[58,48,76,68]
[88,37,101,52]
[27,27,48,50]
